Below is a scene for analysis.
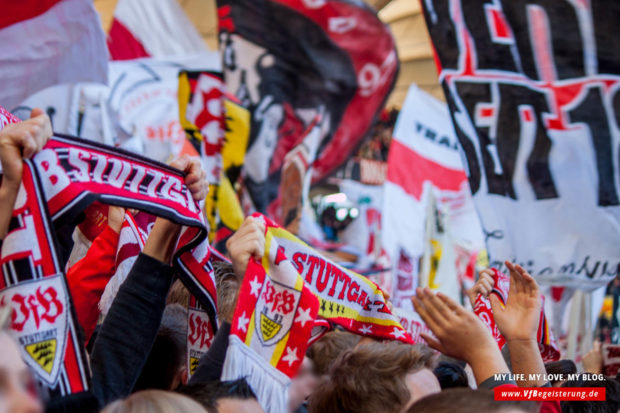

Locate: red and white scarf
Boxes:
[0,134,219,397]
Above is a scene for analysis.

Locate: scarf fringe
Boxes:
[222,335,290,413]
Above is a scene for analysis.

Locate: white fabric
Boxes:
[0,0,107,111]
[113,0,208,57]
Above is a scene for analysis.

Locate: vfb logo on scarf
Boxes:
[256,277,301,346]
[0,275,68,386]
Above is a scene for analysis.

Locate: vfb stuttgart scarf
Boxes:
[0,134,218,398]
[474,268,560,362]
[222,221,320,413]
[222,214,411,412]
[260,215,412,343]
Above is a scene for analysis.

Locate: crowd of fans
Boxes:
[1,110,619,413]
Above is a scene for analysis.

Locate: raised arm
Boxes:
[0,108,52,238]
[90,156,207,406]
[491,261,546,387]
[412,288,511,385]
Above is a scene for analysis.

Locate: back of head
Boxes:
[561,377,620,413]
[213,261,239,323]
[101,390,208,413]
[306,329,360,375]
[177,379,258,412]
[545,359,577,385]
[308,341,435,413]
[133,304,188,391]
[434,361,469,389]
[408,388,538,413]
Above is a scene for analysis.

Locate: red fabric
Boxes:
[67,226,120,343]
[0,0,61,29]
[540,401,561,413]
[386,140,467,200]
[107,18,150,61]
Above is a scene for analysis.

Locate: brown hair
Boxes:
[308,341,435,413]
[166,261,239,324]
[101,390,208,413]
[213,261,239,324]
[407,388,538,413]
[306,330,360,375]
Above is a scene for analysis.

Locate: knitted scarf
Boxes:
[0,134,218,396]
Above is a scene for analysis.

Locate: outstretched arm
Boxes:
[90,156,207,405]
[491,261,546,387]
[412,288,510,385]
[0,108,52,238]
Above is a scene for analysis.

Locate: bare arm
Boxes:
[0,108,52,238]
[412,288,510,385]
[491,261,546,387]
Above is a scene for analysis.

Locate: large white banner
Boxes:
[422,0,620,290]
[382,85,484,307]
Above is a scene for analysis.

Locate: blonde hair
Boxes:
[101,390,209,413]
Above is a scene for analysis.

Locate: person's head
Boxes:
[133,304,188,392]
[213,261,239,324]
[306,330,360,376]
[561,376,620,413]
[166,280,190,307]
[308,341,438,413]
[101,390,207,413]
[177,378,263,413]
[433,360,469,389]
[0,306,43,413]
[545,359,577,387]
[407,388,539,413]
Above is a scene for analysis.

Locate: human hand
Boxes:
[490,261,541,343]
[412,287,498,363]
[582,340,603,375]
[412,287,509,384]
[169,155,208,201]
[0,108,52,190]
[107,206,125,234]
[466,268,495,308]
[226,216,265,278]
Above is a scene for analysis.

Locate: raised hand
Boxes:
[466,268,495,308]
[226,216,266,278]
[412,287,509,384]
[0,108,53,238]
[491,261,546,386]
[490,261,541,342]
[169,155,208,201]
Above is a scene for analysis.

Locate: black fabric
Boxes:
[44,391,99,413]
[89,253,174,407]
[189,322,231,384]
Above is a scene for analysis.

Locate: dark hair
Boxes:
[433,361,469,389]
[408,388,538,413]
[545,360,577,384]
[133,305,187,392]
[177,378,257,411]
[561,377,620,413]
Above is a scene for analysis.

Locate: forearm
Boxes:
[468,347,511,385]
[142,218,181,263]
[507,339,546,386]
[90,253,174,405]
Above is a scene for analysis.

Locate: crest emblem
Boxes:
[0,275,68,386]
[255,278,301,346]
